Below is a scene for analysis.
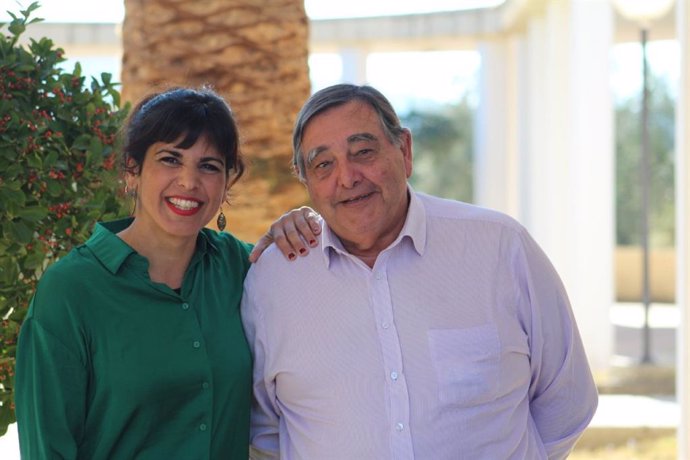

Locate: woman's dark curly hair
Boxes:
[122,86,245,187]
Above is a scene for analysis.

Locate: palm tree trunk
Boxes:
[121,0,310,241]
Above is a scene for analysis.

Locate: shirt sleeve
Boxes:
[516,230,598,460]
[241,269,281,460]
[15,308,88,459]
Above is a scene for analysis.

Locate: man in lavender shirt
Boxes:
[241,84,598,460]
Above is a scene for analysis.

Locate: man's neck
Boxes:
[333,189,412,268]
[339,234,395,269]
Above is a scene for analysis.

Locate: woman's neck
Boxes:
[117,222,197,290]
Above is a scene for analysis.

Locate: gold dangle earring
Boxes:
[125,185,137,215]
[216,206,227,232]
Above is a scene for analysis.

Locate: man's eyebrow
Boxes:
[347,132,377,143]
[305,133,379,167]
[306,146,329,167]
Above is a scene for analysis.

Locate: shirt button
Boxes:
[193,341,201,348]
[382,322,390,330]
[396,422,404,432]
[390,371,398,381]
[202,382,209,390]
[375,273,383,280]
[182,303,190,310]
[199,423,207,431]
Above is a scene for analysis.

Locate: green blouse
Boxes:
[15,218,254,460]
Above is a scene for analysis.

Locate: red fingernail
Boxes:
[288,253,296,260]
[309,240,316,246]
[299,248,306,255]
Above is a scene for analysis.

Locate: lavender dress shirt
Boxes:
[241,190,598,460]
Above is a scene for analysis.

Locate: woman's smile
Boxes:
[166,196,203,216]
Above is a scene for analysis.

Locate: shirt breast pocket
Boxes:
[427,324,501,407]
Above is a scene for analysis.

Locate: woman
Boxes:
[15,87,318,459]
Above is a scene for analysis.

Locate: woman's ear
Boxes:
[124,156,139,173]
[123,157,140,196]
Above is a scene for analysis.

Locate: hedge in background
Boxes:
[0,2,128,435]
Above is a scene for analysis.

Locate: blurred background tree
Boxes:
[402,96,474,203]
[615,72,675,248]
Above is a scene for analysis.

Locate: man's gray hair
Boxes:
[292,84,406,181]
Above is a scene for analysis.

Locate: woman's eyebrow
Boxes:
[155,148,182,156]
[200,156,225,166]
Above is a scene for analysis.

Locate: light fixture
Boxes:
[611,0,675,364]
[612,0,674,27]
[612,0,674,28]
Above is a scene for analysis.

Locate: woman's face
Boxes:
[126,135,229,241]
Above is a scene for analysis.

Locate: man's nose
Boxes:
[337,161,361,189]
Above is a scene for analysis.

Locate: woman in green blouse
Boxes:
[14,87,317,459]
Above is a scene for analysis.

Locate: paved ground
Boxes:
[610,302,677,367]
[0,303,680,458]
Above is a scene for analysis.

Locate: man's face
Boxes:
[301,100,413,256]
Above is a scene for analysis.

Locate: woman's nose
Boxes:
[177,167,200,190]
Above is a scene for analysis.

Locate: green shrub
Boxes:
[0,2,128,435]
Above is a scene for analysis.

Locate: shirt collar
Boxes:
[320,185,427,267]
[85,218,217,274]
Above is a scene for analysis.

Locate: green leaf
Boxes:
[88,136,103,157]
[44,150,58,167]
[22,1,41,17]
[0,147,17,162]
[7,220,32,244]
[26,153,42,169]
[0,188,26,207]
[16,206,48,222]
[0,255,19,285]
[15,64,35,72]
[2,180,22,191]
[7,23,25,36]
[111,91,122,108]
[23,250,46,270]
[72,134,92,150]
[46,179,62,197]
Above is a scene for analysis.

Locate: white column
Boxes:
[523,4,571,267]
[566,0,614,372]
[676,0,690,457]
[475,37,522,218]
[524,13,548,242]
[339,48,368,84]
[522,0,613,371]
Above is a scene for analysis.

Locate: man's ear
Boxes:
[401,128,413,179]
[293,163,307,185]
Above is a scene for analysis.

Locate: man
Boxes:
[241,84,598,459]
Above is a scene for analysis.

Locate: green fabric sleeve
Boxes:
[15,312,88,459]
